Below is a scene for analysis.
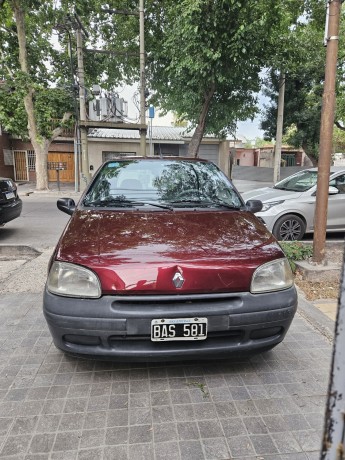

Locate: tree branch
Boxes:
[50,112,73,141]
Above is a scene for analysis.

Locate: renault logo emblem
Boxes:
[172,272,184,288]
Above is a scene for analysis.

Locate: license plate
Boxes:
[151,317,207,341]
[5,192,15,199]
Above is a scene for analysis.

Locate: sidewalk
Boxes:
[0,247,337,458]
[17,181,81,197]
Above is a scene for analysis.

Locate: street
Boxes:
[0,194,72,249]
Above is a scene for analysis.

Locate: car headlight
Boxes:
[251,258,294,293]
[47,261,101,298]
[261,200,285,212]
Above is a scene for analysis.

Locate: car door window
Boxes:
[330,173,345,194]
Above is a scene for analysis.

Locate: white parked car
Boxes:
[242,168,345,240]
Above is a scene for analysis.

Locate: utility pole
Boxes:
[273,72,285,183]
[139,0,147,156]
[76,24,91,189]
[313,0,342,264]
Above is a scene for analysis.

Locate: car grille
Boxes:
[109,330,244,342]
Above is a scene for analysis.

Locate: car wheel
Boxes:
[272,214,306,241]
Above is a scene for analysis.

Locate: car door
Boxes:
[327,172,345,230]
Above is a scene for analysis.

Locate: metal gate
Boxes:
[281,154,296,166]
[13,150,29,181]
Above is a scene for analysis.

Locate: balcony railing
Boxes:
[51,119,75,138]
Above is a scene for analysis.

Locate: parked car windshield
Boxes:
[83,159,243,208]
[273,170,318,192]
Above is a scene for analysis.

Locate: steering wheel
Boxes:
[175,189,201,199]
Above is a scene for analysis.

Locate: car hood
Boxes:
[242,187,303,202]
[56,209,284,295]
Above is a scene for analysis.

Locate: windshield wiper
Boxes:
[170,199,240,210]
[83,197,173,210]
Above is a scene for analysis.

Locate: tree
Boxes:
[260,1,345,164]
[144,0,307,157]
[260,66,324,164]
[0,1,76,189]
[0,0,137,189]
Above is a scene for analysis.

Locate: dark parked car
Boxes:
[43,157,297,361]
[0,177,22,226]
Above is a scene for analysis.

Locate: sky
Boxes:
[116,84,266,142]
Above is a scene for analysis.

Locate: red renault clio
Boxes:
[43,157,297,361]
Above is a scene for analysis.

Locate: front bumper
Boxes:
[43,287,298,361]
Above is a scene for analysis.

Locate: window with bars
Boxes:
[27,150,36,171]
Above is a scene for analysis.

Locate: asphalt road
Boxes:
[0,194,73,249]
[1,182,344,250]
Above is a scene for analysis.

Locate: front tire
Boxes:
[272,214,305,241]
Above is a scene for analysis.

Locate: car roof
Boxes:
[293,167,345,174]
[103,156,210,163]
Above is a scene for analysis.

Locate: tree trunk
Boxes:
[302,142,318,166]
[188,83,215,157]
[13,0,50,190]
[33,140,50,190]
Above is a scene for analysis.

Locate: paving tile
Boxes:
[129,424,153,444]
[83,411,107,430]
[214,402,238,419]
[154,441,181,460]
[293,430,323,452]
[250,434,279,455]
[244,416,269,435]
[220,417,247,438]
[0,417,13,435]
[193,403,218,420]
[177,421,199,440]
[152,405,174,423]
[227,434,255,458]
[59,413,85,431]
[52,431,81,452]
[198,420,223,439]
[50,452,78,460]
[103,444,128,460]
[107,409,129,427]
[108,394,128,410]
[179,440,204,460]
[151,391,171,407]
[28,433,55,454]
[77,447,104,460]
[36,414,61,433]
[153,422,178,442]
[170,389,191,405]
[0,293,334,459]
[105,426,129,445]
[0,434,31,456]
[128,442,153,459]
[202,437,231,459]
[272,431,303,454]
[173,404,195,422]
[9,417,38,436]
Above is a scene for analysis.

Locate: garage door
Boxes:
[47,153,74,182]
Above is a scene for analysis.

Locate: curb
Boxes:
[297,288,336,342]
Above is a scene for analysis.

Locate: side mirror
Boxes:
[246,199,263,213]
[329,186,339,195]
[57,198,76,215]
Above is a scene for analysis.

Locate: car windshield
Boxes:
[273,170,318,192]
[83,159,243,209]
